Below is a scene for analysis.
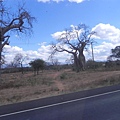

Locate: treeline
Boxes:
[1,67,33,74]
[2,60,120,74]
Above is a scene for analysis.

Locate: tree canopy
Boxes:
[108,46,120,61]
[29,59,45,75]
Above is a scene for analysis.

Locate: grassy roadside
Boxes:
[0,69,120,106]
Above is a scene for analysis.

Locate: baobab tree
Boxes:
[51,24,95,72]
[0,1,35,74]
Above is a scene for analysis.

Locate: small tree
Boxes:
[109,46,120,60]
[29,59,45,75]
[106,46,120,69]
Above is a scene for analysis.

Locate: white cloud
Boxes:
[53,0,64,3]
[92,23,120,43]
[4,45,23,53]
[93,42,115,61]
[37,0,50,3]
[3,43,70,65]
[68,0,84,3]
[51,31,66,40]
[51,25,82,41]
[3,45,26,64]
[37,0,85,3]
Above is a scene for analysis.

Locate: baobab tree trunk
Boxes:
[78,53,85,70]
[78,43,86,71]
[73,54,80,72]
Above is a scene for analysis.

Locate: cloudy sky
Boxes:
[2,0,120,65]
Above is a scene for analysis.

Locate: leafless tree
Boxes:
[51,24,95,72]
[0,1,35,74]
[48,56,60,70]
[8,53,29,73]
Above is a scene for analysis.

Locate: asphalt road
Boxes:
[1,85,120,120]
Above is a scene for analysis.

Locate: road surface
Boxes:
[0,85,120,120]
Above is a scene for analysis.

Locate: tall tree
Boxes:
[0,1,35,74]
[51,24,95,72]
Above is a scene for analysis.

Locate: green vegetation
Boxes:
[29,59,45,75]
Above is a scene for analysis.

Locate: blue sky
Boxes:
[3,0,120,64]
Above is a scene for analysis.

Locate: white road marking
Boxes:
[0,89,120,118]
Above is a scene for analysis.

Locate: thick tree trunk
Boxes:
[78,43,86,71]
[78,53,85,70]
[74,54,80,72]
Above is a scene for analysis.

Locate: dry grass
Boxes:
[0,69,120,106]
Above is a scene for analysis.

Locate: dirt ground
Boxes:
[0,69,120,106]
